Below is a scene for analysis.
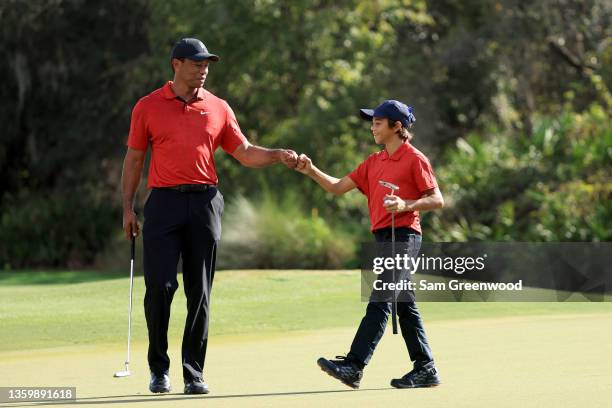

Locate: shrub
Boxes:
[425,103,611,242]
[0,189,118,269]
[217,194,355,269]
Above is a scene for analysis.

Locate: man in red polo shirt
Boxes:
[295,100,444,389]
[121,38,298,395]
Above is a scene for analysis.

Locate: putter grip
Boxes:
[131,237,135,261]
[392,306,398,334]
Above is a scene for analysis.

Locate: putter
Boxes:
[114,236,135,378]
[379,180,400,335]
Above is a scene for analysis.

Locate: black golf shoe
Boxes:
[184,377,209,394]
[317,356,363,389]
[149,372,171,393]
[390,361,441,388]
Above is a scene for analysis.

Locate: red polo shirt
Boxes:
[127,81,247,188]
[348,142,438,234]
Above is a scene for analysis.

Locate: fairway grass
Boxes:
[0,270,610,352]
[0,270,611,407]
[0,314,611,408]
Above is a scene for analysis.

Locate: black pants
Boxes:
[142,187,223,381]
[347,227,434,369]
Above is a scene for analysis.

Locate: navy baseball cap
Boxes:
[171,38,219,62]
[359,100,416,127]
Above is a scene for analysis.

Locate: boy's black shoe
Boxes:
[390,361,441,388]
[317,356,363,389]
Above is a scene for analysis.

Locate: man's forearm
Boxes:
[240,145,282,168]
[121,157,144,211]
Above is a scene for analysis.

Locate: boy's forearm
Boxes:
[307,166,342,195]
[403,194,444,212]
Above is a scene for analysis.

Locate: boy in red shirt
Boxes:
[295,100,444,389]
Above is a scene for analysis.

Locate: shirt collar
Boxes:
[161,81,206,102]
[193,87,206,101]
[381,142,409,161]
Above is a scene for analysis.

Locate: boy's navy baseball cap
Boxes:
[359,100,416,127]
[171,38,219,62]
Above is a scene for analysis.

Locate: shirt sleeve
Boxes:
[220,102,248,153]
[348,158,370,196]
[412,155,438,193]
[126,101,149,151]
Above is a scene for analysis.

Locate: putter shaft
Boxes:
[115,237,135,378]
[379,179,400,335]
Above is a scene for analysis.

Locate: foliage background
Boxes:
[0,0,610,269]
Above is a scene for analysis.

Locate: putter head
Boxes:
[114,363,131,377]
[378,180,399,192]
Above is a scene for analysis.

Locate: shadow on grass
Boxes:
[0,270,134,286]
[1,388,392,406]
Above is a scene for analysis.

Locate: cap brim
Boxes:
[190,53,220,62]
[359,109,374,121]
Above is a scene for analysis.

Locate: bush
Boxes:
[425,104,612,241]
[0,189,118,269]
[217,194,355,269]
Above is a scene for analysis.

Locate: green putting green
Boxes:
[0,270,611,407]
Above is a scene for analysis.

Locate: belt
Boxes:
[154,184,215,192]
[373,226,421,236]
